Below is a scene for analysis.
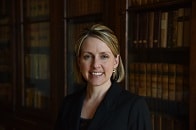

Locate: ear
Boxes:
[114,55,120,68]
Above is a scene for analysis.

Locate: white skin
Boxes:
[78,36,119,119]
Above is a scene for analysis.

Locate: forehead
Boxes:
[81,37,112,53]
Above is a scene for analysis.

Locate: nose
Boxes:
[92,57,101,68]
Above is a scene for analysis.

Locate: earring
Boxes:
[113,69,116,73]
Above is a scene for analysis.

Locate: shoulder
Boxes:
[112,83,148,111]
[62,87,86,104]
[56,87,85,118]
[117,89,152,130]
[112,83,142,101]
[57,86,86,114]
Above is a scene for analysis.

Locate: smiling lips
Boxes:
[91,72,103,76]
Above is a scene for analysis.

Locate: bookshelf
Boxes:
[190,1,196,130]
[0,0,15,110]
[0,0,64,129]
[126,0,193,130]
[0,19,12,104]
[18,0,51,111]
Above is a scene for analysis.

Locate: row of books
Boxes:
[128,0,188,6]
[25,0,49,18]
[0,13,12,102]
[151,112,188,130]
[67,0,101,17]
[25,54,49,80]
[26,22,50,47]
[129,0,157,6]
[146,97,188,119]
[0,26,9,43]
[128,63,189,102]
[25,87,48,109]
[129,7,191,48]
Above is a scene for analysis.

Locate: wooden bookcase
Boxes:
[0,0,64,129]
[189,1,196,130]
[125,0,195,130]
[21,0,51,110]
[0,0,16,110]
[14,0,64,129]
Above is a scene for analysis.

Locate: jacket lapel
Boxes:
[69,90,85,130]
[88,83,123,130]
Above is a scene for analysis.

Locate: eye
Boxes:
[83,54,92,60]
[100,54,109,60]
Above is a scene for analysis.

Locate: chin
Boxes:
[88,81,103,87]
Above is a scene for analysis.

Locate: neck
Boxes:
[86,81,111,101]
[81,81,112,119]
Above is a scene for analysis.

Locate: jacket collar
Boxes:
[88,83,123,130]
[72,83,123,130]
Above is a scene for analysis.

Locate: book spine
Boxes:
[148,12,154,48]
[129,63,136,93]
[160,11,168,48]
[134,63,140,94]
[176,8,185,47]
[39,22,50,47]
[171,10,178,48]
[138,63,147,96]
[142,12,149,48]
[168,64,176,101]
[146,63,152,97]
[183,8,191,47]
[167,10,174,48]
[162,63,169,100]
[132,13,140,48]
[153,11,161,48]
[138,12,143,48]
[175,64,183,102]
[157,63,162,99]
[151,63,158,98]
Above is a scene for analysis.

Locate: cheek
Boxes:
[78,64,88,79]
[104,62,115,72]
[79,61,90,72]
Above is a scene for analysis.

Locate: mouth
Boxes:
[91,72,103,76]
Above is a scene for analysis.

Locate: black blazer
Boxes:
[54,83,152,130]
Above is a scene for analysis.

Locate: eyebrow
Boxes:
[81,51,112,55]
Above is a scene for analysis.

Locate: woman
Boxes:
[54,24,152,130]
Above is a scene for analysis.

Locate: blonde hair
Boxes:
[75,24,125,84]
